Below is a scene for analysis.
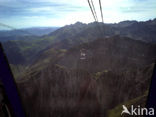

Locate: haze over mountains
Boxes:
[0,27,59,41]
[1,19,156,117]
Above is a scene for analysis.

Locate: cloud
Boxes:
[0,0,86,18]
[119,0,156,13]
[0,0,155,29]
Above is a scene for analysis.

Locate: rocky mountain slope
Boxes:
[17,36,156,117]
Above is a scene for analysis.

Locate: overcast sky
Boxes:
[0,0,156,29]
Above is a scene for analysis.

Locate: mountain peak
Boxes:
[118,20,137,27]
[74,21,84,25]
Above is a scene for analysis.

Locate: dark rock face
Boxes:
[17,36,156,117]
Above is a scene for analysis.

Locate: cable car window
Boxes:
[0,0,156,117]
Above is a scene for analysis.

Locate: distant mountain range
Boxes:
[0,27,60,41]
[2,19,156,67]
[0,18,156,43]
[47,18,156,43]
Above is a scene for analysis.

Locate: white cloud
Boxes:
[29,7,53,13]
[0,0,156,29]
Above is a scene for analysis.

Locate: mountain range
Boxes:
[2,19,156,67]
[1,19,156,117]
[0,27,59,41]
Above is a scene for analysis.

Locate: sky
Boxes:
[0,0,156,29]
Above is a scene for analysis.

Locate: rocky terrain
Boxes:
[16,36,156,117]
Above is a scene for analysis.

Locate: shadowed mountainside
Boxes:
[17,36,156,117]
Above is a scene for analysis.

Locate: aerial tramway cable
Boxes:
[90,0,98,22]
[87,0,104,23]
[99,0,104,23]
[0,23,37,36]
[87,0,105,37]
[87,0,97,22]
